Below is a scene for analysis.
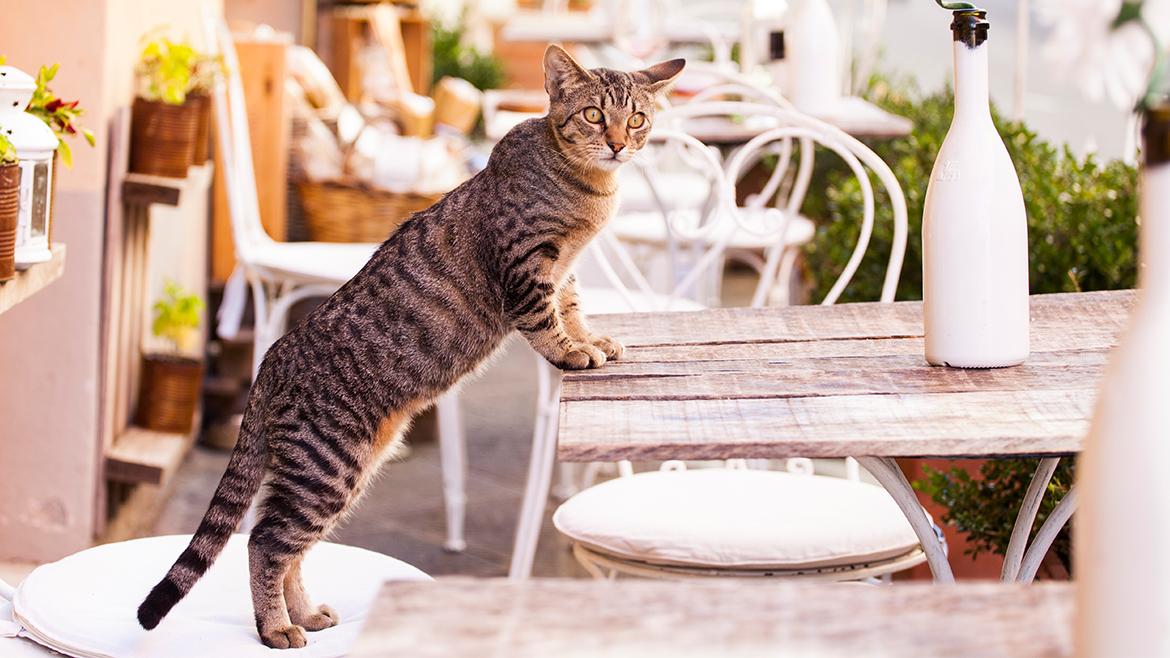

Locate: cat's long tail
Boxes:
[136,369,273,630]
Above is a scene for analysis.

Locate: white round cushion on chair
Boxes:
[9,534,430,658]
[553,469,921,570]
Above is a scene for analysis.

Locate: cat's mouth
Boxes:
[595,150,633,171]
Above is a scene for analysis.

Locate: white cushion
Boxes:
[611,209,816,252]
[578,287,707,315]
[7,534,430,658]
[553,469,922,570]
[252,240,380,285]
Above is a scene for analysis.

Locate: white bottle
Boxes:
[1075,105,1170,657]
[786,0,839,115]
[922,9,1029,368]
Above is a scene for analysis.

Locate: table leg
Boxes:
[1001,457,1060,582]
[855,456,955,584]
[1016,485,1078,583]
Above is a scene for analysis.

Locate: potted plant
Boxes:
[25,62,95,245]
[135,278,206,434]
[0,131,17,281]
[185,51,225,165]
[129,32,204,177]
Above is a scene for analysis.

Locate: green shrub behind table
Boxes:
[795,75,1140,576]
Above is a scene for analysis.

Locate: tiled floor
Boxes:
[151,334,591,579]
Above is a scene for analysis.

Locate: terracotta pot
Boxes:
[0,163,19,281]
[188,93,212,165]
[135,354,204,434]
[129,97,198,178]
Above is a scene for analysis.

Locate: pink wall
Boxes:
[0,0,221,562]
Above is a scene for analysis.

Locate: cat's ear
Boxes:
[544,44,593,98]
[636,58,686,97]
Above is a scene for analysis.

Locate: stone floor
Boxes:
[151,334,591,579]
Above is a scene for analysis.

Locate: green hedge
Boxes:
[800,79,1139,304]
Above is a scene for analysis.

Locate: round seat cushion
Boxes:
[553,469,922,570]
[8,534,430,658]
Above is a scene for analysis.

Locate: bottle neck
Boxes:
[953,40,991,123]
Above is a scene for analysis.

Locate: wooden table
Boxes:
[352,577,1074,657]
[557,290,1136,582]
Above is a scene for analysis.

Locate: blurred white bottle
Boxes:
[786,0,838,114]
[922,8,1029,368]
[1075,105,1170,657]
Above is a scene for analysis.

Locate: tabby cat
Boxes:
[137,44,684,649]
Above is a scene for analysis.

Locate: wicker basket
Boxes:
[295,181,442,243]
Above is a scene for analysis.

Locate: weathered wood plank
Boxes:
[0,244,65,316]
[105,425,196,485]
[352,578,1074,658]
[563,348,1110,401]
[560,389,1093,461]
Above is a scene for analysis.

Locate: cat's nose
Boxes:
[608,141,625,153]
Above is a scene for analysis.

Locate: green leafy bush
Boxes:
[799,77,1139,304]
[153,278,204,355]
[431,20,506,91]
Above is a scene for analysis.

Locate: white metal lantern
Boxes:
[0,65,57,265]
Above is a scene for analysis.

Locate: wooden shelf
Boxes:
[0,243,66,316]
[105,425,198,486]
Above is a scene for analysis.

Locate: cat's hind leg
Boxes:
[283,555,339,631]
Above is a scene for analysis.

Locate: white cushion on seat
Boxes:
[8,534,430,658]
[553,469,922,570]
[251,241,380,285]
[611,209,816,252]
[578,287,707,315]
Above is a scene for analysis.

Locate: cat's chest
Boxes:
[551,193,619,284]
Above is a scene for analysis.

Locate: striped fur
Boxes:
[137,45,683,649]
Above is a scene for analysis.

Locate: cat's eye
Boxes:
[627,113,646,129]
[582,107,603,124]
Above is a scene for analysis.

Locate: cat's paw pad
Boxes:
[300,605,340,632]
[557,343,606,370]
[261,625,308,650]
[591,335,624,361]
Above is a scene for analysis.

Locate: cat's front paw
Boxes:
[555,343,607,370]
[590,335,624,361]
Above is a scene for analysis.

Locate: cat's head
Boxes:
[543,45,684,173]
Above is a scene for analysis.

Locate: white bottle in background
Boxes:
[786,0,838,115]
[921,9,1028,368]
[1075,105,1170,657]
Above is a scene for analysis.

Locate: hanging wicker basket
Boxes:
[295,181,442,243]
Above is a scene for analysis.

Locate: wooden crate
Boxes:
[325,5,433,100]
[211,34,291,284]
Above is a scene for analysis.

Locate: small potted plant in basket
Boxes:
[0,132,18,281]
[135,278,206,434]
[130,31,220,177]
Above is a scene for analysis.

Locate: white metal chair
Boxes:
[202,9,470,551]
[547,102,931,582]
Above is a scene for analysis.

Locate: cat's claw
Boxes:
[261,625,308,650]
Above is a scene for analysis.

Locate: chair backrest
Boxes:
[654,100,908,306]
[201,7,273,266]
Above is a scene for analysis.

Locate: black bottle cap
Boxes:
[951,9,989,49]
[1145,104,1170,166]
